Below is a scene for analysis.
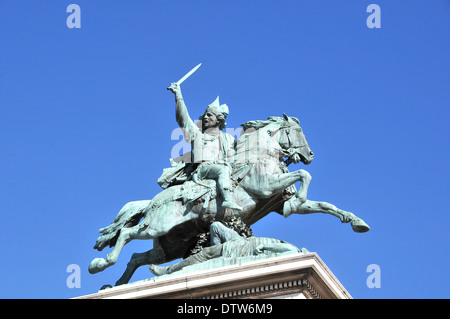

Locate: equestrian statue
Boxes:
[88,64,370,286]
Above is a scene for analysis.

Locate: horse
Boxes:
[88,114,370,286]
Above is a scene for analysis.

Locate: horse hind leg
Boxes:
[115,241,166,286]
[89,224,157,275]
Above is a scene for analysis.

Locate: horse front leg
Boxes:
[284,199,370,233]
[282,169,311,218]
[243,168,311,199]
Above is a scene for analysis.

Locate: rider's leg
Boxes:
[198,164,242,211]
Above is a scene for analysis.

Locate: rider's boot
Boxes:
[221,188,242,212]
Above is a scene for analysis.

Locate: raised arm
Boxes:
[167,82,197,139]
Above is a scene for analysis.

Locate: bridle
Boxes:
[278,126,309,166]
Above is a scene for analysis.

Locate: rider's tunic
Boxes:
[173,96,236,187]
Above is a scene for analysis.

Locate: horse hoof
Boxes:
[100,284,112,290]
[89,258,107,274]
[351,218,370,233]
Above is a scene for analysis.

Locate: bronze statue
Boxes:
[88,65,370,287]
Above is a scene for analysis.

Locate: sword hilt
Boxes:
[167,82,179,93]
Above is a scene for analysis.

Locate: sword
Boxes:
[168,63,202,90]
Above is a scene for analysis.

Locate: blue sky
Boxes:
[0,1,449,299]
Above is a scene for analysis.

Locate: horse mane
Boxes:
[240,115,300,131]
[235,115,301,164]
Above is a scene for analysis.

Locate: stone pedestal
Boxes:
[76,253,351,299]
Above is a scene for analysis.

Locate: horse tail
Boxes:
[93,200,151,251]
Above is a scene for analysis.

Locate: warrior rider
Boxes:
[167,82,242,212]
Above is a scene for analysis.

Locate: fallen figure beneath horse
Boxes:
[88,114,370,287]
[149,220,310,276]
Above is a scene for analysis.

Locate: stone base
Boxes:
[76,253,351,299]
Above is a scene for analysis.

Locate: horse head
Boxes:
[274,113,314,165]
[239,114,314,166]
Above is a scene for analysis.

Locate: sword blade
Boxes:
[176,63,202,85]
